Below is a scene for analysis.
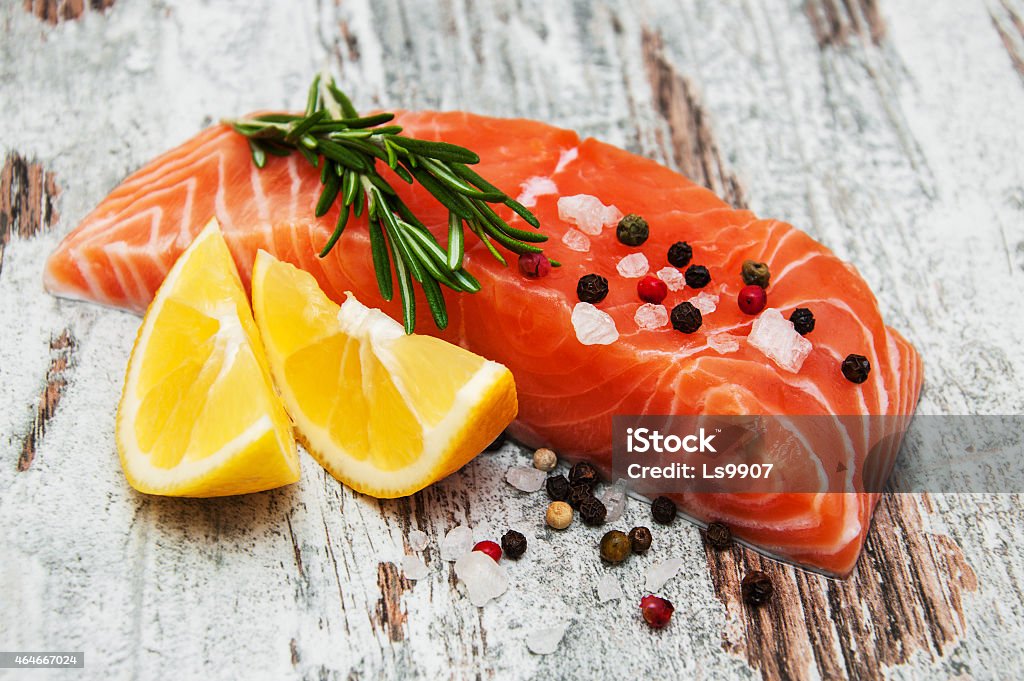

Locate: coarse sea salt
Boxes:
[707,333,742,355]
[557,194,623,235]
[505,466,547,493]
[645,558,685,592]
[748,308,812,373]
[525,622,569,655]
[656,267,686,291]
[571,303,619,346]
[687,291,719,315]
[402,554,429,581]
[455,551,509,607]
[561,228,591,252]
[616,253,650,278]
[597,573,624,603]
[408,529,429,552]
[634,303,668,330]
[600,479,628,522]
[440,525,474,562]
[517,176,558,208]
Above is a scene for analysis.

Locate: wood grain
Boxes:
[991,0,1024,80]
[17,329,76,471]
[22,0,114,24]
[804,0,886,47]
[0,152,60,277]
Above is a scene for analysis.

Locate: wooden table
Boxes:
[2,1,1023,678]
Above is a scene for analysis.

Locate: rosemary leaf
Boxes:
[316,171,341,218]
[447,213,464,271]
[248,139,267,169]
[367,216,393,301]
[318,203,350,257]
[389,137,480,164]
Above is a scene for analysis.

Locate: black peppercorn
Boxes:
[569,461,600,488]
[546,474,571,501]
[484,431,507,452]
[741,260,770,289]
[651,496,677,524]
[841,354,871,384]
[684,264,711,288]
[741,571,774,606]
[578,496,607,526]
[667,241,692,268]
[567,483,593,509]
[790,307,815,335]
[616,214,650,246]
[628,526,652,554]
[501,530,527,560]
[576,274,609,304]
[670,302,703,334]
[705,522,732,550]
[600,530,631,563]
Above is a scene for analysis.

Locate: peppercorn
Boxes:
[616,214,650,246]
[684,264,711,288]
[651,496,677,524]
[533,447,557,472]
[628,526,652,554]
[484,431,507,452]
[741,571,774,606]
[546,474,571,501]
[738,284,767,315]
[599,530,631,563]
[577,273,609,304]
[568,483,594,509]
[790,307,815,335]
[640,595,675,629]
[518,252,551,278]
[741,260,771,288]
[841,354,871,384]
[569,461,600,488]
[578,496,607,526]
[705,522,732,550]
[667,241,692,268]
[637,275,668,305]
[473,540,502,562]
[670,301,703,334]
[501,530,527,560]
[546,501,573,530]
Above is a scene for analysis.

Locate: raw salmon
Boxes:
[44,112,922,576]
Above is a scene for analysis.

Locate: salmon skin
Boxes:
[45,111,922,576]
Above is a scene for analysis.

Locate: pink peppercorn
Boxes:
[738,284,767,315]
[518,253,551,279]
[637,275,668,305]
[640,594,674,629]
[472,540,502,562]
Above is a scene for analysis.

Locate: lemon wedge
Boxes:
[116,220,299,496]
[251,250,516,498]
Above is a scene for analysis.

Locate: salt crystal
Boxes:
[599,479,628,522]
[707,333,742,355]
[616,253,650,278]
[561,228,591,252]
[557,194,623,235]
[402,554,429,580]
[517,176,558,208]
[441,525,474,562]
[571,303,619,346]
[656,267,686,291]
[525,622,568,655]
[597,573,624,603]
[645,558,685,592]
[748,308,812,373]
[505,466,547,493]
[454,551,509,607]
[634,303,668,330]
[408,530,428,552]
[687,291,719,315]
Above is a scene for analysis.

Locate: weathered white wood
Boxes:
[1,0,1023,679]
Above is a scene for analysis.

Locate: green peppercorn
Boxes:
[842,354,871,384]
[651,496,677,524]
[616,214,649,246]
[790,307,815,335]
[569,461,600,488]
[670,302,703,334]
[741,260,770,289]
[685,265,711,288]
[705,522,732,550]
[600,530,632,563]
[577,274,609,304]
[628,526,652,554]
[546,474,571,501]
[579,496,607,526]
[501,530,527,560]
[667,241,692,267]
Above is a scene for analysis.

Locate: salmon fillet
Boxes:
[44,112,922,576]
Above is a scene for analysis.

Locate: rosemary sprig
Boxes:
[225,73,554,334]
